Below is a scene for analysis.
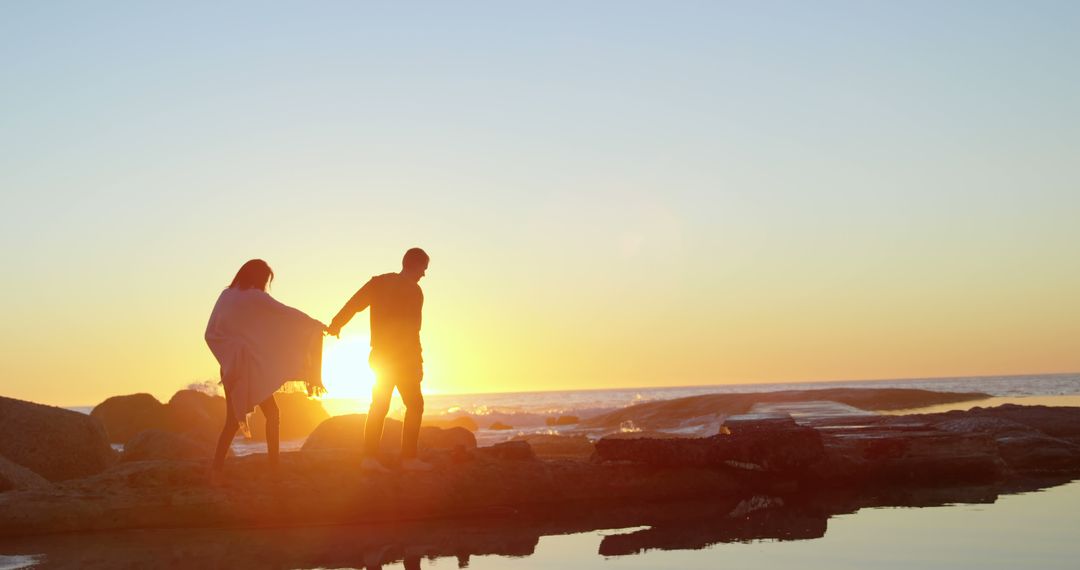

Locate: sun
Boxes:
[321,335,376,403]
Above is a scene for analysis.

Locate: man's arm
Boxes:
[328,279,374,337]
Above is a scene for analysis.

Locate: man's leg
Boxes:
[397,369,425,459]
[364,380,394,457]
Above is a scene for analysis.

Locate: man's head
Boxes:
[401,247,429,282]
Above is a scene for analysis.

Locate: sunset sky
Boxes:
[2,1,1078,407]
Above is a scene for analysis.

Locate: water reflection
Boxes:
[2,477,1077,569]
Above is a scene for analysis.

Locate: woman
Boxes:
[204,259,326,483]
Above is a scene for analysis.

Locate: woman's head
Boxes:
[229,259,274,291]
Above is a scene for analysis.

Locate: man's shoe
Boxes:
[361,457,392,473]
[400,458,434,472]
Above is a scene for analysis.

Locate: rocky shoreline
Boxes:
[2,389,1079,540]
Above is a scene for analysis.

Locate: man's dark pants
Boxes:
[363,352,424,459]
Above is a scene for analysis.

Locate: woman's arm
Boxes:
[257,291,327,331]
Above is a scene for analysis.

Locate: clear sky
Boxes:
[1,1,1078,407]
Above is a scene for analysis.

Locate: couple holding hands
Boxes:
[204,248,431,483]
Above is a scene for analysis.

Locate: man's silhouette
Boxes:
[328,248,431,472]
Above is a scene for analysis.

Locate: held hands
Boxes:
[326,323,341,338]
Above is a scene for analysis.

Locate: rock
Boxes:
[0,396,116,481]
[489,422,513,431]
[596,414,825,473]
[814,423,1005,485]
[249,392,330,441]
[939,405,1080,443]
[424,416,479,432]
[581,388,991,431]
[0,454,52,492]
[301,414,367,452]
[165,390,227,442]
[994,433,1080,473]
[601,431,691,440]
[545,415,580,426]
[478,441,536,461]
[419,426,477,450]
[120,430,216,463]
[511,434,594,458]
[4,404,1080,539]
[90,393,169,444]
[302,415,477,454]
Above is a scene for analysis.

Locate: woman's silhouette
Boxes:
[204,259,326,484]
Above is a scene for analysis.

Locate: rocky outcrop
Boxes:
[545,415,580,426]
[0,396,116,482]
[0,455,53,492]
[302,414,477,454]
[424,416,479,432]
[925,404,1080,443]
[166,390,227,442]
[510,434,594,458]
[120,430,216,463]
[88,390,227,446]
[90,394,169,443]
[420,426,476,450]
[249,392,329,441]
[596,413,825,473]
[478,441,536,461]
[0,402,1077,541]
[582,388,990,431]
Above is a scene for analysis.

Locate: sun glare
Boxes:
[322,335,376,403]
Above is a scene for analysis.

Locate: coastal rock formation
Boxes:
[0,396,116,481]
[249,392,330,441]
[489,422,513,431]
[120,430,216,463]
[510,434,594,458]
[424,416,479,432]
[545,415,580,426]
[90,393,168,443]
[420,426,476,450]
[302,414,477,454]
[582,388,991,431]
[0,455,53,492]
[478,441,536,461]
[89,390,227,445]
[166,390,227,442]
[596,414,825,473]
[812,420,1005,486]
[926,404,1080,443]
[1,400,1078,540]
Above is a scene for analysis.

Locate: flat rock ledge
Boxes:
[2,404,1079,537]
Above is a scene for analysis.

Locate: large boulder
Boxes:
[419,426,476,450]
[90,393,169,444]
[165,390,227,442]
[424,415,479,432]
[249,392,329,441]
[0,396,116,481]
[0,454,52,492]
[120,430,216,463]
[303,415,477,453]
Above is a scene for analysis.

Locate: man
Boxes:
[328,248,431,472]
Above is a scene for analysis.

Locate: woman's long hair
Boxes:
[228,259,274,291]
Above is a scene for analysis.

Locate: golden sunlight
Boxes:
[322,335,376,401]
